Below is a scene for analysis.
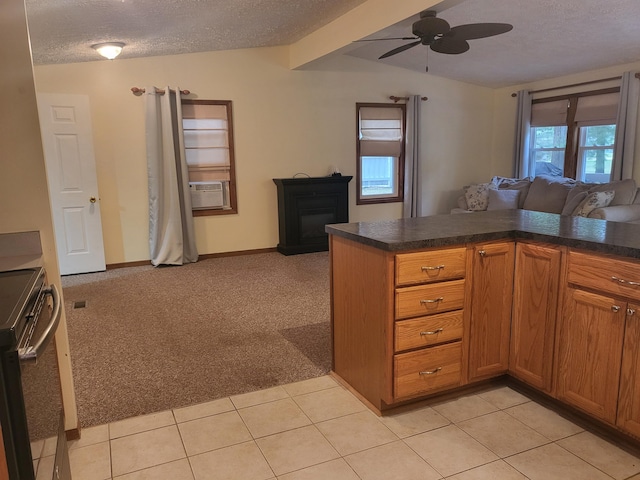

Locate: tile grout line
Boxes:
[96,379,640,479]
[232,394,280,479]
[551,441,619,480]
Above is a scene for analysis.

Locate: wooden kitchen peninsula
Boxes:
[326,210,640,444]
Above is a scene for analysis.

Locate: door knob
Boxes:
[89,196,97,203]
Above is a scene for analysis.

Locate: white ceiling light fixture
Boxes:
[92,42,125,60]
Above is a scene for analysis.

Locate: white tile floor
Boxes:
[30,375,640,480]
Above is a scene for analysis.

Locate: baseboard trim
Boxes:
[199,247,278,260]
[106,247,279,270]
[106,260,149,270]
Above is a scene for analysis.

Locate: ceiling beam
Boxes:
[288,0,464,69]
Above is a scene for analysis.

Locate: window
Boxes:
[356,103,406,204]
[182,99,237,215]
[528,89,618,182]
[530,126,567,176]
[576,124,616,183]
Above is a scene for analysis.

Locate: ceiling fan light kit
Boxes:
[92,42,125,60]
[371,10,512,70]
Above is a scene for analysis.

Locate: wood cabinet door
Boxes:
[510,243,562,392]
[556,287,625,424]
[617,303,640,437]
[468,242,515,381]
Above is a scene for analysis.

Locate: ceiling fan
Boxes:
[359,10,513,70]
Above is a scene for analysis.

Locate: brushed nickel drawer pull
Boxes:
[478,249,486,257]
[421,265,445,271]
[612,305,621,313]
[419,367,442,375]
[420,328,444,336]
[611,276,640,287]
[628,308,636,316]
[420,297,444,305]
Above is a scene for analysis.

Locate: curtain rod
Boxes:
[131,87,191,96]
[390,95,428,103]
[510,73,640,97]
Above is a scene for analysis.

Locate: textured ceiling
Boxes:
[25,0,368,65]
[24,0,640,88]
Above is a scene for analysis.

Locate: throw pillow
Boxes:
[464,183,492,211]
[491,176,532,209]
[572,191,615,217]
[487,189,520,210]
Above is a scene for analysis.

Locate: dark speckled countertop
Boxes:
[325,210,640,259]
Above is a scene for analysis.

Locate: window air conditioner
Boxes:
[190,181,224,209]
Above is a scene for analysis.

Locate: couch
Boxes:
[452,175,640,223]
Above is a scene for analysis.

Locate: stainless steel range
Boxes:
[0,267,71,479]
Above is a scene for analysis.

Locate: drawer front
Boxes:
[395,311,463,352]
[396,279,465,320]
[568,250,640,300]
[394,342,462,399]
[396,248,466,286]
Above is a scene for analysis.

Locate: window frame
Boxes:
[529,87,619,181]
[182,99,238,216]
[356,102,406,205]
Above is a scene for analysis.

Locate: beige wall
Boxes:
[491,61,640,182]
[34,49,495,265]
[1,0,77,431]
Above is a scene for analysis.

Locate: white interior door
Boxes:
[37,93,106,275]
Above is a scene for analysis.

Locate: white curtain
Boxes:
[145,86,198,266]
[514,90,533,178]
[612,71,640,180]
[403,95,421,218]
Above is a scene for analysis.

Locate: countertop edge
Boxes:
[325,210,640,259]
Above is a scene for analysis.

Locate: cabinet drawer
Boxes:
[568,250,640,300]
[396,279,465,320]
[396,248,466,286]
[394,342,462,399]
[395,311,463,352]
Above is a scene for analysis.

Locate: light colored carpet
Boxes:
[61,252,330,428]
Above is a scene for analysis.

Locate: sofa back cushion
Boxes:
[523,175,576,214]
[586,178,636,206]
[561,185,590,215]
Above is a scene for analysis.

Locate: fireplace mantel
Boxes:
[273,176,352,255]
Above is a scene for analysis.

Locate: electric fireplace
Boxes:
[273,176,352,255]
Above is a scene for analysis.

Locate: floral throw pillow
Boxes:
[464,183,491,211]
[572,191,615,217]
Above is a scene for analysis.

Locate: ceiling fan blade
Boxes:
[430,37,470,55]
[448,23,513,41]
[354,36,419,42]
[379,40,421,59]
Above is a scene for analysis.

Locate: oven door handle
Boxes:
[18,284,61,364]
